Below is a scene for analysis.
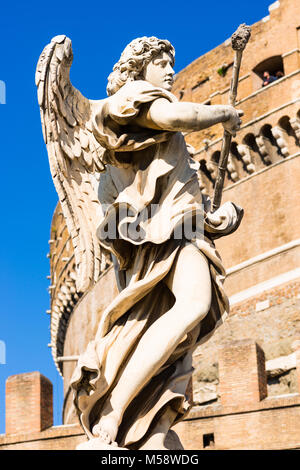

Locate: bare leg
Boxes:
[94,242,211,443]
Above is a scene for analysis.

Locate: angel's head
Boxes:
[107,36,175,96]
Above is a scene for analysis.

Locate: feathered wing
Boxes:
[36,35,110,292]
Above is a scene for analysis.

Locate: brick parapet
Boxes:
[0,423,83,446]
[187,392,300,420]
[0,424,86,450]
[5,372,53,435]
[218,340,267,406]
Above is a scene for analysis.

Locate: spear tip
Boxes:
[231,24,251,51]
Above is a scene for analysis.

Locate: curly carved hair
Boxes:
[107,36,175,96]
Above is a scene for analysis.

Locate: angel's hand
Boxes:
[206,209,226,227]
[207,200,243,225]
[222,106,243,137]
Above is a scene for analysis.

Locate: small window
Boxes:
[211,151,220,165]
[203,433,215,448]
[279,115,293,135]
[191,77,209,91]
[199,159,214,182]
[217,62,233,77]
[253,55,284,89]
[243,133,259,152]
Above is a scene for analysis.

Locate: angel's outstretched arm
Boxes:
[135,98,243,136]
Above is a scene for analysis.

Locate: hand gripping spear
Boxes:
[211,24,251,213]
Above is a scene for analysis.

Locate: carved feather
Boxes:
[36,35,110,293]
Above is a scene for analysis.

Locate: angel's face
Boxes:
[143,52,174,90]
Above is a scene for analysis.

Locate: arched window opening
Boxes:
[243,133,259,153]
[278,115,299,150]
[252,56,284,89]
[191,76,209,91]
[261,124,282,155]
[230,142,247,173]
[211,151,220,165]
[198,159,214,195]
[291,110,300,144]
[243,133,265,169]
[279,115,297,141]
[207,151,220,184]
[223,142,240,182]
[258,123,283,164]
[199,159,213,182]
[279,116,292,134]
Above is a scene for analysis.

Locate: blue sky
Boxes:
[0,0,274,433]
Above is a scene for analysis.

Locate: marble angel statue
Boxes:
[36,35,243,450]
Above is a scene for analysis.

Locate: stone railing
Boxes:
[191,105,300,196]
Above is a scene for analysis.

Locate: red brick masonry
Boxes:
[5,372,53,435]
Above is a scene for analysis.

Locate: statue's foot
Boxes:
[78,414,123,450]
[92,425,118,447]
[92,413,119,445]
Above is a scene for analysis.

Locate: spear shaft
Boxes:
[211,24,251,213]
